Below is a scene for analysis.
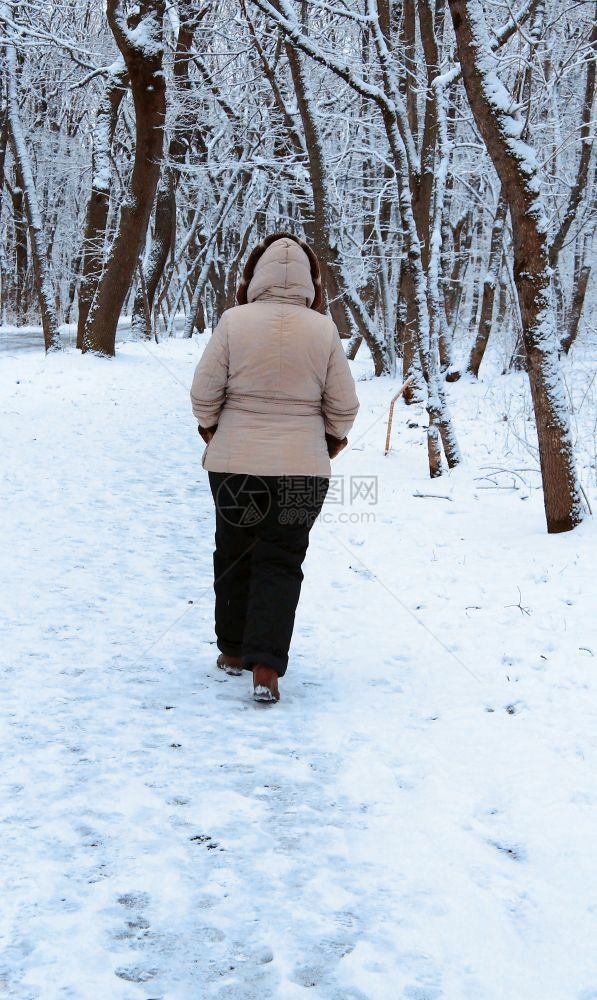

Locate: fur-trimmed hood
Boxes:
[236,232,323,312]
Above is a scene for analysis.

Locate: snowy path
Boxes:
[1,341,596,999]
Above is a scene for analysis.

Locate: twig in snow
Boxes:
[412,492,453,501]
[474,475,521,491]
[578,482,593,516]
[505,587,531,616]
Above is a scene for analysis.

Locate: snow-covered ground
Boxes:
[1,337,596,999]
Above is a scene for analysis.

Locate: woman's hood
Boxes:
[236,232,323,311]
[247,238,315,306]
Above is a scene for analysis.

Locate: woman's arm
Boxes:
[190,314,229,430]
[322,329,360,443]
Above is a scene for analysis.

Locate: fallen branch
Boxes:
[579,482,593,516]
[412,492,453,501]
[384,376,414,455]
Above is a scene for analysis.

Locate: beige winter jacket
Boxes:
[190,237,359,477]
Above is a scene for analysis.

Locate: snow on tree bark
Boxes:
[449,0,584,533]
[4,19,60,352]
[77,59,129,350]
[467,194,507,377]
[82,0,167,356]
[283,35,388,374]
[548,21,596,269]
[130,2,203,340]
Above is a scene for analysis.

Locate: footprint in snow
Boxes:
[349,563,375,580]
[113,914,150,941]
[404,987,444,1000]
[117,890,150,909]
[488,838,527,862]
[114,964,158,983]
[292,960,368,998]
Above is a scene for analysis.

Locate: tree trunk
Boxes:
[82,0,166,356]
[284,41,360,337]
[346,333,363,360]
[561,259,591,355]
[467,193,507,377]
[9,174,29,325]
[5,30,60,351]
[130,4,201,339]
[130,175,175,340]
[77,60,129,349]
[400,0,419,140]
[401,268,423,403]
[0,111,9,325]
[0,108,8,240]
[449,0,583,533]
[284,37,388,372]
[465,207,484,336]
[444,209,471,328]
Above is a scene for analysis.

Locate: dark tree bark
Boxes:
[444,209,471,328]
[467,194,507,377]
[465,208,484,335]
[7,173,30,324]
[0,108,8,237]
[449,0,583,533]
[130,2,203,339]
[401,268,425,404]
[5,36,60,350]
[64,250,82,325]
[561,251,591,355]
[82,0,166,356]
[415,0,442,267]
[77,60,129,349]
[283,41,360,335]
[496,253,509,328]
[0,110,8,324]
[400,0,419,140]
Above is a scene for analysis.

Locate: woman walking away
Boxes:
[190,233,359,703]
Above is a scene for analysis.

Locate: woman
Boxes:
[190,233,359,703]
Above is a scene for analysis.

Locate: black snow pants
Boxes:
[208,472,329,677]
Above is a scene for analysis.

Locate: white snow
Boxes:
[1,338,596,998]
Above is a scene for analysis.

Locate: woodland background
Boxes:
[0,0,595,530]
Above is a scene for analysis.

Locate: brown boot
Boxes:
[252,664,280,703]
[216,653,243,676]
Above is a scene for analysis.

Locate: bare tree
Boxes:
[82,0,166,356]
[2,5,60,351]
[77,60,129,349]
[449,0,584,532]
[561,230,593,355]
[129,1,205,340]
[467,193,507,377]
